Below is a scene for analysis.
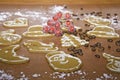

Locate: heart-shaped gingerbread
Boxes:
[0,29,22,45]
[3,18,28,28]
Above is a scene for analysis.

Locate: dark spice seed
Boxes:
[92,35,96,39]
[90,12,94,15]
[113,18,117,20]
[106,13,111,16]
[80,8,83,10]
[114,21,118,23]
[108,45,111,49]
[114,13,118,16]
[106,16,110,19]
[80,13,84,16]
[84,44,89,47]
[116,48,120,52]
[85,13,89,15]
[85,24,88,26]
[73,49,83,54]
[78,29,83,32]
[95,54,100,58]
[91,11,95,14]
[76,17,80,20]
[90,45,96,48]
[78,52,83,56]
[115,40,120,46]
[88,35,96,39]
[91,47,96,51]
[107,39,113,42]
[72,14,78,16]
[86,39,90,41]
[85,30,90,33]
[95,42,101,47]
[84,24,90,27]
[80,35,85,39]
[64,5,67,9]
[67,46,75,51]
[98,46,104,52]
[70,53,77,57]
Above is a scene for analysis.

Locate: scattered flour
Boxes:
[0,12,12,21]
[32,73,41,78]
[0,70,14,80]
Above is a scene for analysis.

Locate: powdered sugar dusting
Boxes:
[49,5,73,14]
[0,12,12,21]
[0,70,14,80]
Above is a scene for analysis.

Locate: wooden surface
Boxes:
[0,0,120,5]
[0,4,120,80]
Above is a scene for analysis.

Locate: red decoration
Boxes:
[57,12,62,18]
[65,13,71,19]
[43,11,75,36]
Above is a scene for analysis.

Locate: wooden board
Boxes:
[0,0,120,4]
[0,4,120,80]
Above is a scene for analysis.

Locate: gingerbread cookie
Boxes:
[61,33,89,47]
[103,53,120,73]
[0,45,29,64]
[23,25,54,37]
[3,18,28,28]
[0,29,15,34]
[84,15,111,26]
[0,29,22,45]
[23,40,58,53]
[87,26,119,38]
[46,51,82,72]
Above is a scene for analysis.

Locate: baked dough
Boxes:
[0,45,29,64]
[23,25,54,37]
[0,29,22,45]
[61,33,89,47]
[87,26,119,38]
[103,53,120,73]
[84,15,111,26]
[46,51,82,72]
[3,18,28,27]
[24,40,58,53]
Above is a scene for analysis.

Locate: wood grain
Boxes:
[0,0,120,5]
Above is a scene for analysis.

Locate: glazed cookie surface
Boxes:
[23,25,54,37]
[87,26,119,38]
[61,33,89,47]
[84,15,111,26]
[0,29,22,45]
[103,53,120,73]
[24,40,58,53]
[3,18,28,27]
[0,45,29,64]
[46,51,82,72]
